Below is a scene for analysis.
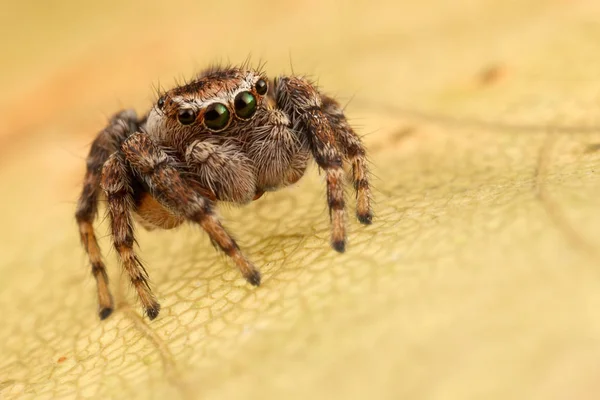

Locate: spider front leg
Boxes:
[122,133,261,289]
[75,109,140,319]
[275,77,364,252]
[185,137,257,204]
[101,154,160,319]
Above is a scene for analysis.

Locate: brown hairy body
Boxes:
[75,65,373,320]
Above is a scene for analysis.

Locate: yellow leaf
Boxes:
[2,1,600,399]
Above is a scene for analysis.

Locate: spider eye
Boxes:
[234,91,257,119]
[157,96,165,109]
[177,108,197,125]
[203,103,230,131]
[255,79,268,95]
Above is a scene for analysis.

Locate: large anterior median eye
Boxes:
[233,91,257,119]
[203,103,231,131]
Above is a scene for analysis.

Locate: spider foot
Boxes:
[332,239,346,253]
[244,269,261,286]
[99,307,114,320]
[357,211,373,225]
[146,303,161,320]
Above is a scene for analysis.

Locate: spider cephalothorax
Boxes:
[75,65,373,320]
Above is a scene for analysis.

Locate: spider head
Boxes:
[145,67,270,141]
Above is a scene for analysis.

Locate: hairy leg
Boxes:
[75,109,140,319]
[101,153,160,320]
[275,77,348,252]
[122,133,261,287]
[320,95,373,224]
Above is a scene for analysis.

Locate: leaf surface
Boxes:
[2,1,600,399]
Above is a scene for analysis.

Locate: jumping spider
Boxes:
[75,65,373,320]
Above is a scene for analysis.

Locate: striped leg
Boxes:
[75,109,139,319]
[275,77,349,252]
[101,153,160,320]
[321,95,373,225]
[121,133,261,288]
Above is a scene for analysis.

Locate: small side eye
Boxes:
[255,79,268,95]
[203,103,231,131]
[234,91,257,119]
[177,108,196,125]
[157,96,165,109]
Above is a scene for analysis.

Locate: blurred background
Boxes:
[2,0,600,399]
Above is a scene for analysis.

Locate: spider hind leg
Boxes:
[75,109,140,319]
